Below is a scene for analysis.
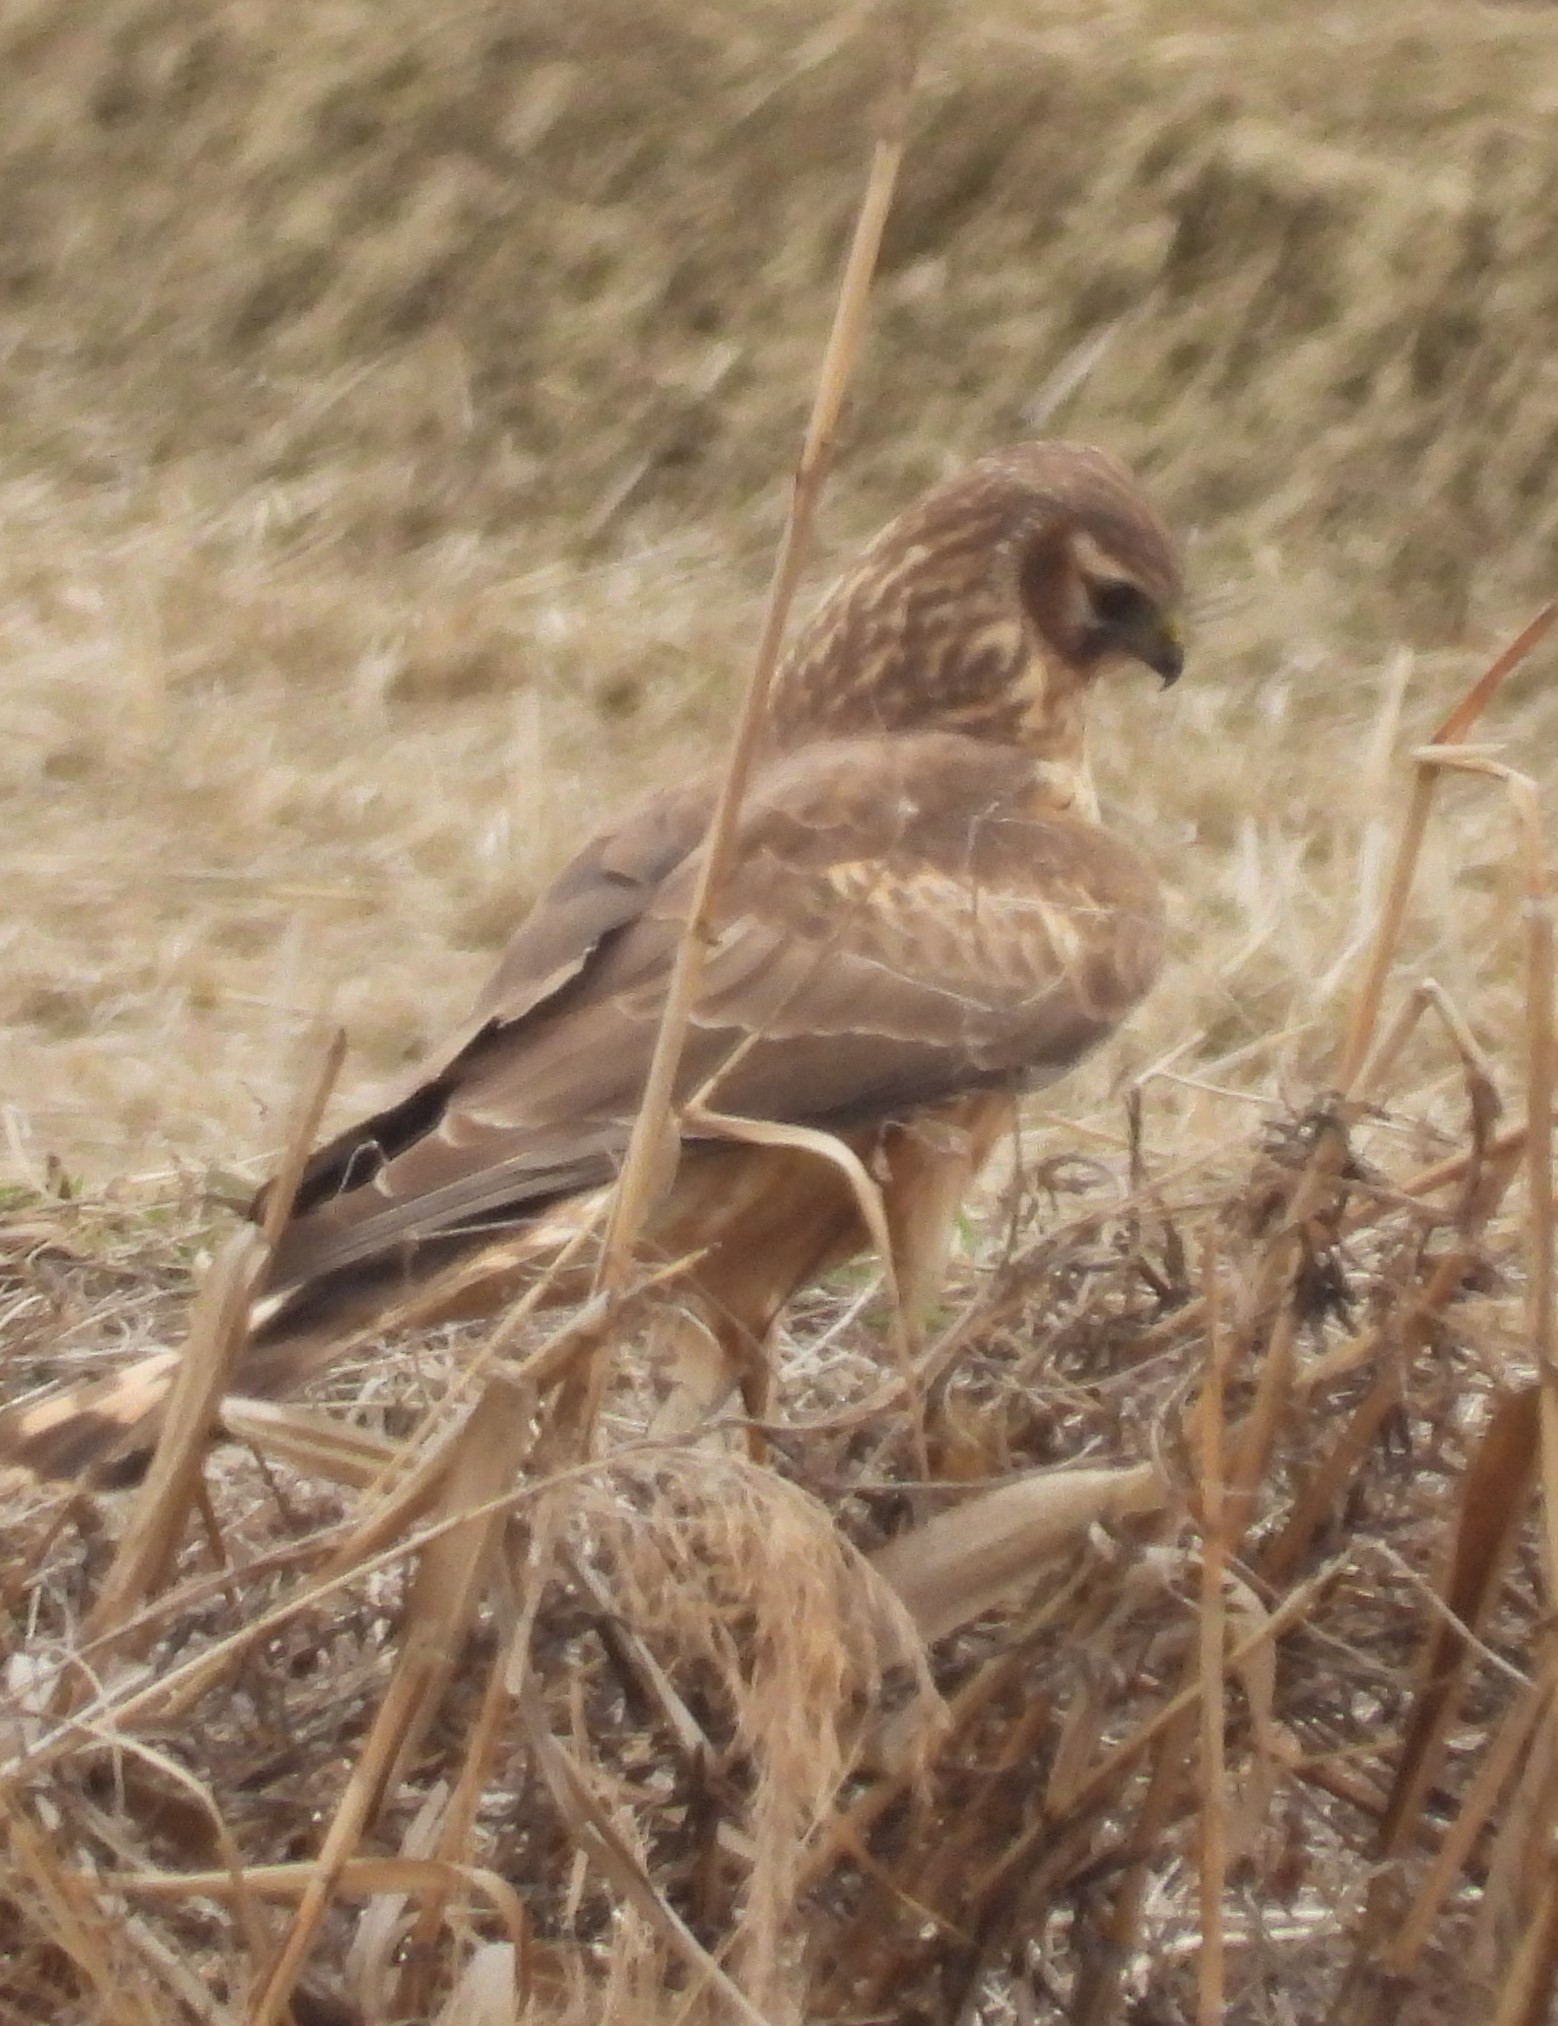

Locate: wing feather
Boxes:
[263,730,1162,1299]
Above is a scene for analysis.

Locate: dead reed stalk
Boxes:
[596,16,921,1299]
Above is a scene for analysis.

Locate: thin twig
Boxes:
[1335,604,1556,1094]
[1196,1238,1229,2026]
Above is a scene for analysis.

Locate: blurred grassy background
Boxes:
[3,0,1556,1180]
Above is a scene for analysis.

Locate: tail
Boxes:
[0,1351,182,1487]
[0,1192,608,1486]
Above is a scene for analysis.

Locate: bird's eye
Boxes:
[1089,578,1153,629]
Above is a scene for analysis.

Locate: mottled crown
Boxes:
[766,441,1184,751]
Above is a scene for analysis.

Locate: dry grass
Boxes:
[5,1,1558,2020]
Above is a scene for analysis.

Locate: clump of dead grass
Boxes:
[4,0,1558,1174]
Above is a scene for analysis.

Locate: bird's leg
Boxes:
[879,1090,1016,1329]
[646,1303,738,1436]
[645,1299,773,1458]
[640,1130,874,1454]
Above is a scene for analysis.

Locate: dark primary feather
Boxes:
[274,777,716,1222]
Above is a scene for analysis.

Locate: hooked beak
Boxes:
[1137,611,1185,688]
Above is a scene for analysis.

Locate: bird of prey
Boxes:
[2,441,1185,1481]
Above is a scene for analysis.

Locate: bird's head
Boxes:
[1013,449,1184,690]
[767,440,1185,758]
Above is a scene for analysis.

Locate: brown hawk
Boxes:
[2,441,1184,1480]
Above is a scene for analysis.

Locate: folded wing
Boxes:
[262,730,1164,1304]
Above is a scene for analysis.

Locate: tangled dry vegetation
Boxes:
[8,702,1558,2025]
[5,2,1558,2021]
